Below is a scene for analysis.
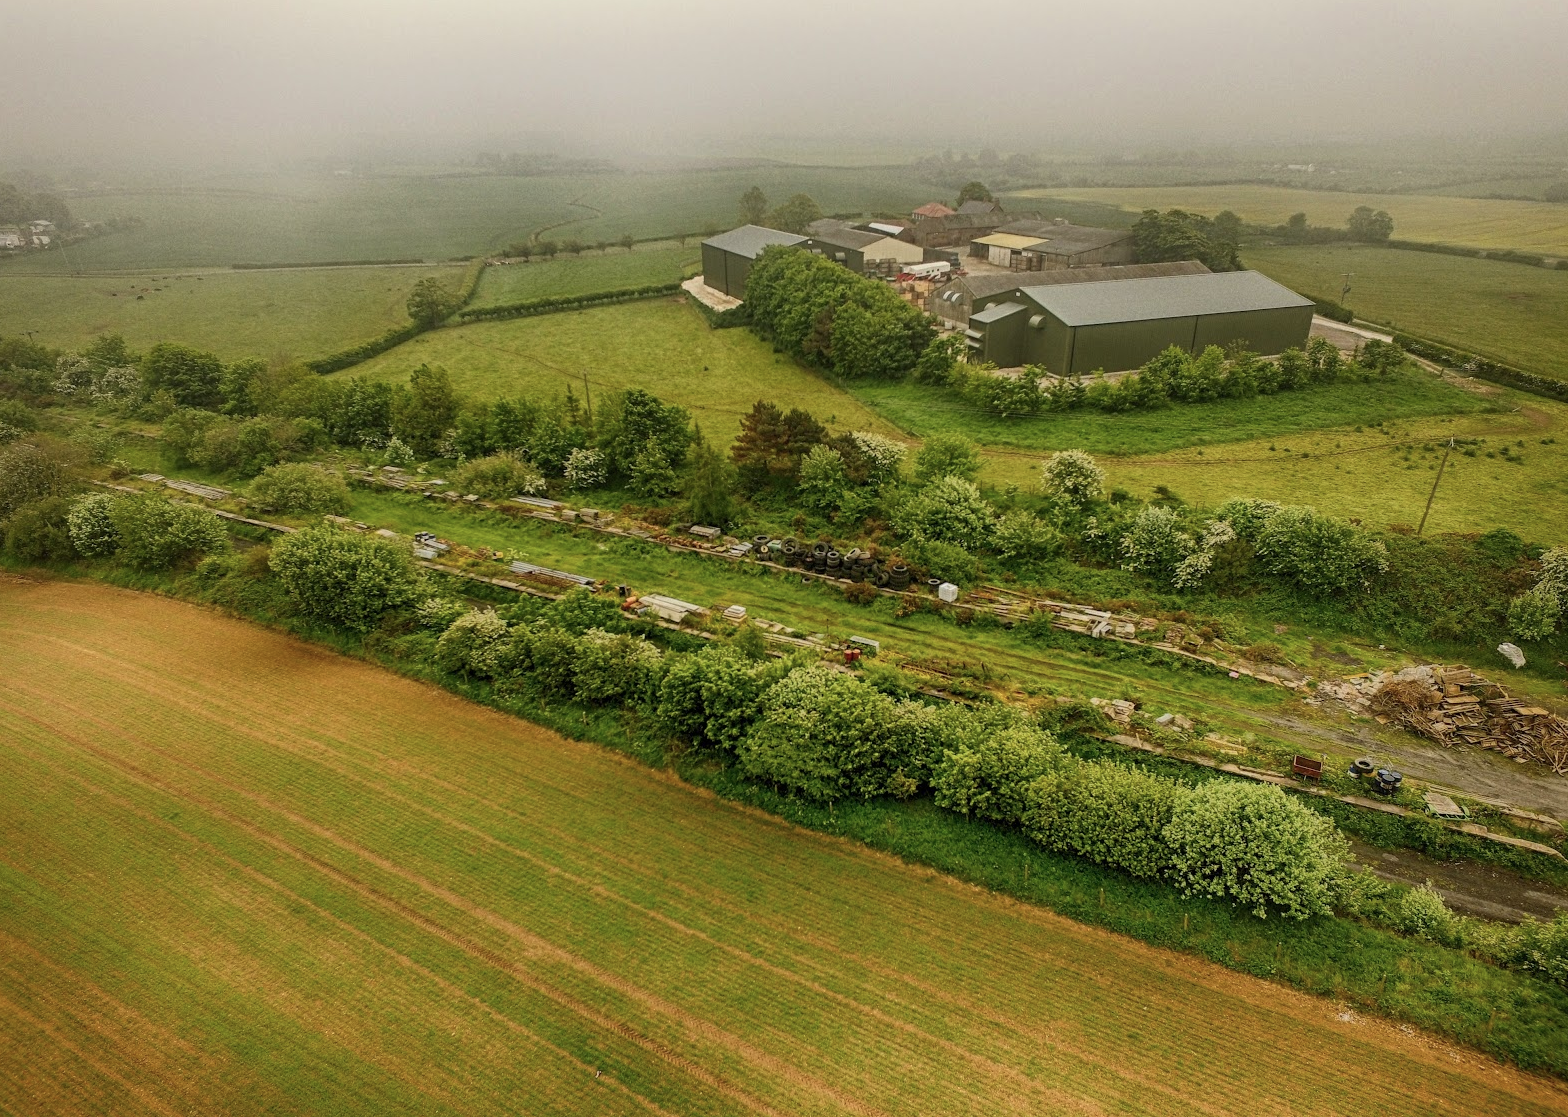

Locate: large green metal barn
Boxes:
[700,225,806,299]
[965,270,1315,373]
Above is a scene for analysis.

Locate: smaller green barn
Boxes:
[966,271,1314,373]
[700,225,806,300]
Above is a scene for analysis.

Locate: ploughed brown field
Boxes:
[2,576,1565,1116]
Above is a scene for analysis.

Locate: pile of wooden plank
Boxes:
[1371,665,1568,774]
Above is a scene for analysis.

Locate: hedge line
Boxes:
[1394,332,1568,402]
[457,282,682,322]
[232,258,428,270]
[305,258,488,375]
[687,293,750,329]
[1299,292,1354,322]
[1385,240,1565,269]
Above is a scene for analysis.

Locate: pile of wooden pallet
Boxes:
[1371,665,1568,773]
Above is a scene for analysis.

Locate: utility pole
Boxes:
[1340,273,1353,304]
[581,371,592,427]
[1417,437,1455,536]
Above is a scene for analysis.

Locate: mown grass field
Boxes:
[0,264,465,362]
[1245,244,1568,381]
[469,242,701,308]
[1011,184,1568,255]
[341,298,901,441]
[5,578,1566,1116]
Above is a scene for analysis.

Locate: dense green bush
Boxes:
[1252,505,1389,597]
[3,494,76,561]
[744,246,935,380]
[0,439,80,519]
[574,628,665,705]
[450,452,545,499]
[894,475,995,550]
[1040,449,1105,508]
[1024,760,1180,879]
[930,721,1064,823]
[1164,781,1349,919]
[434,609,510,676]
[109,495,230,570]
[269,525,422,631]
[248,463,351,515]
[739,667,908,801]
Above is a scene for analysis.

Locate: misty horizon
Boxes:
[5,0,1568,171]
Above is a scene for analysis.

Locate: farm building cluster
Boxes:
[692,199,1313,374]
[0,219,56,250]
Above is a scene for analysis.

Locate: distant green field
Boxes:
[9,166,933,271]
[1014,184,1568,255]
[0,264,465,362]
[341,298,900,441]
[470,242,700,308]
[851,370,1494,457]
[1244,244,1568,381]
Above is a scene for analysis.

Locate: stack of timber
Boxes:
[1369,664,1568,774]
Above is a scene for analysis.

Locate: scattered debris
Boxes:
[1498,642,1527,669]
[508,561,596,589]
[1359,664,1568,774]
[1423,791,1469,820]
[721,604,748,622]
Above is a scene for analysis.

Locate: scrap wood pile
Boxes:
[1366,665,1568,774]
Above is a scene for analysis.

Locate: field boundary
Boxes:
[1392,332,1568,401]
[458,282,682,323]
[305,257,488,374]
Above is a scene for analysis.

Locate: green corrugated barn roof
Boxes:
[1018,271,1312,326]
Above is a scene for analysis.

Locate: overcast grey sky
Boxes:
[4,0,1566,165]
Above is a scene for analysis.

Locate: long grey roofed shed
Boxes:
[1018,271,1312,326]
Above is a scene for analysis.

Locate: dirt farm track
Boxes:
[2,577,1566,1117]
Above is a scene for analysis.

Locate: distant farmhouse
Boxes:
[964,271,1313,374]
[0,231,22,250]
[929,261,1212,328]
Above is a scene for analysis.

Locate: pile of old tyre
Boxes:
[769,539,914,591]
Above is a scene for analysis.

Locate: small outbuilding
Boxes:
[913,202,956,220]
[965,270,1313,374]
[968,220,1135,270]
[700,225,807,299]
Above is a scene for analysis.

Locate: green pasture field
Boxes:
[851,368,1494,456]
[1010,184,1568,255]
[1096,391,1568,545]
[0,263,465,362]
[5,579,1567,1114]
[9,165,933,272]
[1244,244,1568,381]
[340,298,901,441]
[469,241,701,308]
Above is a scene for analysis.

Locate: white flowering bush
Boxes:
[563,447,606,489]
[90,366,142,402]
[52,355,95,396]
[1119,506,1196,584]
[434,609,510,676]
[1214,497,1282,539]
[849,430,906,483]
[67,493,122,556]
[1040,449,1105,507]
[893,474,995,550]
[416,596,469,629]
[383,436,415,466]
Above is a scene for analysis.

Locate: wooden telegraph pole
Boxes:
[1417,437,1455,536]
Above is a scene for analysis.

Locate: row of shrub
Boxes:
[1385,239,1567,270]
[231,258,428,270]
[930,337,1391,417]
[457,282,682,322]
[417,580,1350,919]
[1393,333,1568,403]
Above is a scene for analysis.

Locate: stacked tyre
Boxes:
[888,563,911,591]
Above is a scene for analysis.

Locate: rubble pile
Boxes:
[1341,664,1568,774]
